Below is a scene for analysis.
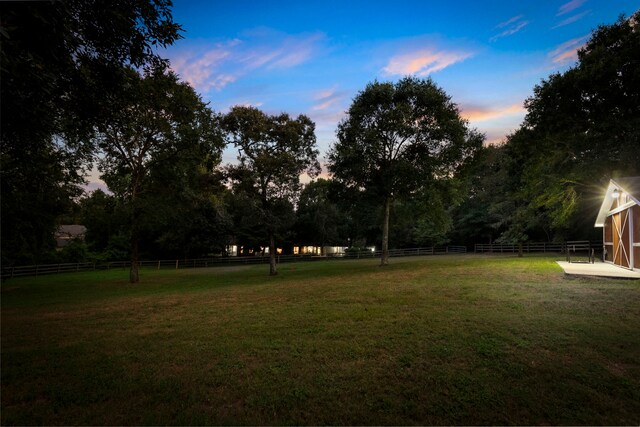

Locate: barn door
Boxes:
[612,210,631,268]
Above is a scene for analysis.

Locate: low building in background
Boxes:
[55,225,87,250]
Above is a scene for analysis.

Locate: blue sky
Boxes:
[85,0,637,190]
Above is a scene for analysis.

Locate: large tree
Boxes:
[223,106,320,275]
[499,11,640,242]
[96,66,222,283]
[329,77,483,265]
[0,0,181,266]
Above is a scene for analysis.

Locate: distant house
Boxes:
[594,177,640,271]
[293,245,346,256]
[55,225,87,249]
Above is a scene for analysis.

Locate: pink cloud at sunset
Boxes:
[461,104,525,122]
[168,32,324,93]
[549,35,589,63]
[383,48,473,76]
[311,87,344,111]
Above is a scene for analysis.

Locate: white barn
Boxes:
[594,177,640,271]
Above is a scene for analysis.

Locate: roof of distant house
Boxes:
[55,225,87,248]
[56,225,87,236]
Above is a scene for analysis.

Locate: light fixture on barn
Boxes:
[611,189,620,198]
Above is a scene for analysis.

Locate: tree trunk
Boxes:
[130,221,139,283]
[129,176,141,283]
[269,231,278,276]
[518,242,523,258]
[380,196,391,266]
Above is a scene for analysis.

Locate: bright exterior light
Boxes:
[612,189,620,198]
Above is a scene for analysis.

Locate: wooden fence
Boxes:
[474,242,564,253]
[1,246,467,279]
[474,241,602,254]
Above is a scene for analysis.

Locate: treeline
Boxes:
[453,12,640,247]
[2,2,638,279]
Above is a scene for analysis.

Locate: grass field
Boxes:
[2,254,639,425]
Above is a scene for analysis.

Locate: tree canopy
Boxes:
[96,66,222,282]
[329,77,483,265]
[0,0,182,266]
[223,106,320,275]
[496,11,640,243]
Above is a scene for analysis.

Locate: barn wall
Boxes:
[621,210,630,268]
[609,208,632,269]
[634,205,640,270]
[604,215,613,262]
[633,205,640,244]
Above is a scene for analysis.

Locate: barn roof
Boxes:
[594,177,640,227]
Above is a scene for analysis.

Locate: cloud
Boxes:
[383,48,473,76]
[168,31,324,93]
[495,15,524,29]
[461,104,525,122]
[552,10,590,28]
[312,98,340,111]
[490,15,529,41]
[308,87,348,139]
[236,100,264,108]
[311,108,346,124]
[169,41,239,92]
[549,35,588,63]
[557,0,587,16]
[311,87,344,111]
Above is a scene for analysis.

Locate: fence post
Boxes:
[11,267,15,278]
[446,246,449,254]
[35,265,39,277]
[175,260,179,269]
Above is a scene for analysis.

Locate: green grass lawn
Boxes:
[2,254,639,425]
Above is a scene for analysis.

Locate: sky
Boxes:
[85,0,638,190]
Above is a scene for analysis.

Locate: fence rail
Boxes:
[474,241,603,254]
[474,242,565,253]
[1,246,467,279]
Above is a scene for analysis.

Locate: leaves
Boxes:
[329,77,482,256]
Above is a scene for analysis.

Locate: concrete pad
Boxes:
[556,261,640,279]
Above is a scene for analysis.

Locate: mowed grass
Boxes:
[2,255,639,425]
